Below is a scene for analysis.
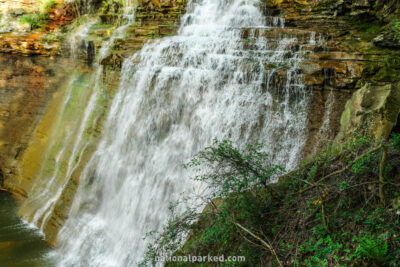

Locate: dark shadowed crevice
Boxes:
[392,113,400,134]
[0,169,3,188]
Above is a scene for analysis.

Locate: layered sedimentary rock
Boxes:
[0,0,74,55]
[336,82,400,142]
[99,0,188,67]
[0,0,399,247]
[1,0,189,246]
[267,0,400,155]
[0,55,73,193]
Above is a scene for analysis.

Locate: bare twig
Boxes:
[321,203,328,231]
[339,181,379,192]
[334,197,342,217]
[238,231,265,249]
[299,145,382,194]
[304,209,318,225]
[234,222,284,267]
[379,145,387,206]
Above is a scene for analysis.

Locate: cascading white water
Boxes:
[313,89,335,154]
[68,19,97,58]
[17,14,104,231]
[18,65,103,231]
[18,1,137,239]
[54,0,311,266]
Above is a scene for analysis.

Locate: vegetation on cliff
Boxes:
[19,0,56,30]
[142,134,400,266]
[1,0,399,263]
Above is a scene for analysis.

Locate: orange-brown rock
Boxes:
[0,0,190,246]
[0,0,399,248]
[0,55,74,193]
[268,0,400,156]
[0,1,74,56]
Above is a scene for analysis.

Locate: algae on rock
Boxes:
[335,83,400,143]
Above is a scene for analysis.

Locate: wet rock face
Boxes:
[373,33,400,49]
[0,0,74,56]
[97,0,187,67]
[0,0,398,246]
[0,33,60,56]
[267,0,400,154]
[303,89,353,157]
[0,55,73,197]
[0,0,190,246]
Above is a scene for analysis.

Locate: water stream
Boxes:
[52,0,311,266]
[18,0,136,234]
[0,192,52,267]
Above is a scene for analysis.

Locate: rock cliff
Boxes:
[0,0,399,247]
[0,55,73,194]
[1,0,189,246]
[266,0,400,153]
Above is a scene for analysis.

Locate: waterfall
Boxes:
[17,65,103,232]
[53,0,311,266]
[68,19,97,58]
[17,2,135,242]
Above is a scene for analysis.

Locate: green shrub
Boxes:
[393,20,400,42]
[141,136,400,267]
[393,20,400,32]
[140,140,283,266]
[352,153,372,174]
[20,14,46,30]
[392,133,400,150]
[19,0,54,30]
[185,140,284,197]
[355,234,388,264]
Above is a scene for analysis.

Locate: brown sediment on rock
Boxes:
[0,0,75,56]
[0,55,74,198]
[0,0,399,248]
[0,0,190,246]
[98,0,188,68]
[264,0,400,158]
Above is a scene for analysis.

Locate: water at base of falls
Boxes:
[52,0,311,266]
[0,192,52,267]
